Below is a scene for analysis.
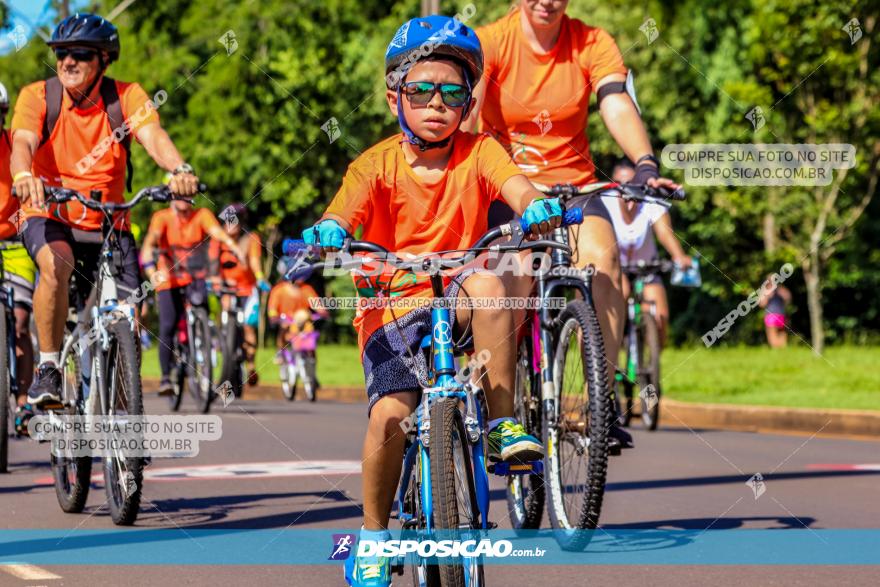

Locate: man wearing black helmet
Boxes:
[9,13,201,407]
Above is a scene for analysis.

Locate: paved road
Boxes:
[2,395,878,586]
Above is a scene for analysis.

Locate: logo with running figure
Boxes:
[746,473,767,499]
[745,106,765,131]
[639,18,659,44]
[329,533,357,561]
[532,110,552,135]
[842,18,862,44]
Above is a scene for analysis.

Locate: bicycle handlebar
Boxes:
[622,259,676,276]
[12,183,208,212]
[533,181,686,205]
[281,214,578,278]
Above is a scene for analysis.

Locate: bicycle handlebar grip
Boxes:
[562,207,583,226]
[655,186,686,201]
[282,238,308,255]
[518,206,583,233]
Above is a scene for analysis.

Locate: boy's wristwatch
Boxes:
[172,163,195,175]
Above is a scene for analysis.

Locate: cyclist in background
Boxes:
[607,158,691,344]
[9,13,201,407]
[0,81,37,432]
[268,257,326,356]
[469,1,682,449]
[140,201,244,395]
[209,203,270,386]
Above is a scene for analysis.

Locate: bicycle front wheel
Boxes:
[52,329,91,512]
[188,308,214,414]
[169,344,185,412]
[638,313,662,430]
[543,300,611,551]
[103,321,144,526]
[220,319,244,399]
[430,397,482,587]
[507,336,544,529]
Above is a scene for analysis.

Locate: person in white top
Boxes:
[604,159,692,344]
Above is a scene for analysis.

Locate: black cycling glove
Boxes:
[632,162,660,186]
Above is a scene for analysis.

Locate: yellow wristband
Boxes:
[12,171,33,183]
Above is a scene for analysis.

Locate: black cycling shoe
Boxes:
[27,363,64,408]
[608,424,634,456]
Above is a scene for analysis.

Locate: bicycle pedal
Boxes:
[488,460,544,476]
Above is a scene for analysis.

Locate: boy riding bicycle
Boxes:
[299,15,565,586]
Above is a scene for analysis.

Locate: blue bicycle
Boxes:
[285,208,582,586]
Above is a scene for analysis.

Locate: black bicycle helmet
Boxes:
[48,13,120,63]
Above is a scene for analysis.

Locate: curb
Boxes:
[142,378,364,404]
[143,379,880,439]
[662,399,880,440]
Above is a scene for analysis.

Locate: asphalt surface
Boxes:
[2,394,879,586]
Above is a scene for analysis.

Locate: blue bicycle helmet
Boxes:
[48,13,120,63]
[385,15,483,151]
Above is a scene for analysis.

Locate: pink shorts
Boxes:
[764,313,786,329]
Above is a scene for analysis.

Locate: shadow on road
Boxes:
[135,489,364,528]
[604,469,880,492]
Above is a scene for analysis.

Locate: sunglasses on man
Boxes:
[401,81,470,108]
[54,48,99,62]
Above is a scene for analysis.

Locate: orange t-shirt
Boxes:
[324,130,522,349]
[0,130,19,240]
[209,232,261,297]
[268,282,319,321]
[146,207,220,291]
[477,9,627,186]
[10,78,160,231]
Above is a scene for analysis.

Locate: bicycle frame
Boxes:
[622,271,660,385]
[533,224,594,428]
[59,227,138,417]
[397,274,491,533]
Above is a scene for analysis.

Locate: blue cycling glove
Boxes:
[522,197,563,234]
[302,219,346,249]
[257,278,271,292]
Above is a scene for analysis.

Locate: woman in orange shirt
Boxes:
[470,1,681,447]
[210,203,270,386]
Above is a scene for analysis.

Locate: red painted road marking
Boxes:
[33,459,362,485]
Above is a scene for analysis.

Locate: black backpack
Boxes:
[40,76,133,192]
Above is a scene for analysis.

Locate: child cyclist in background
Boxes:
[300,15,567,587]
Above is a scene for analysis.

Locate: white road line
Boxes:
[0,563,62,580]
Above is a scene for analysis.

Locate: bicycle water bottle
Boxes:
[671,257,702,288]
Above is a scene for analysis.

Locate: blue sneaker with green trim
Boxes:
[344,552,391,587]
[488,418,544,463]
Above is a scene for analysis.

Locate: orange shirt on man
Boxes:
[209,233,261,297]
[324,130,522,349]
[477,8,627,187]
[10,79,159,231]
[146,207,221,291]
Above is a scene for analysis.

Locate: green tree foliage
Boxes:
[1,0,877,346]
